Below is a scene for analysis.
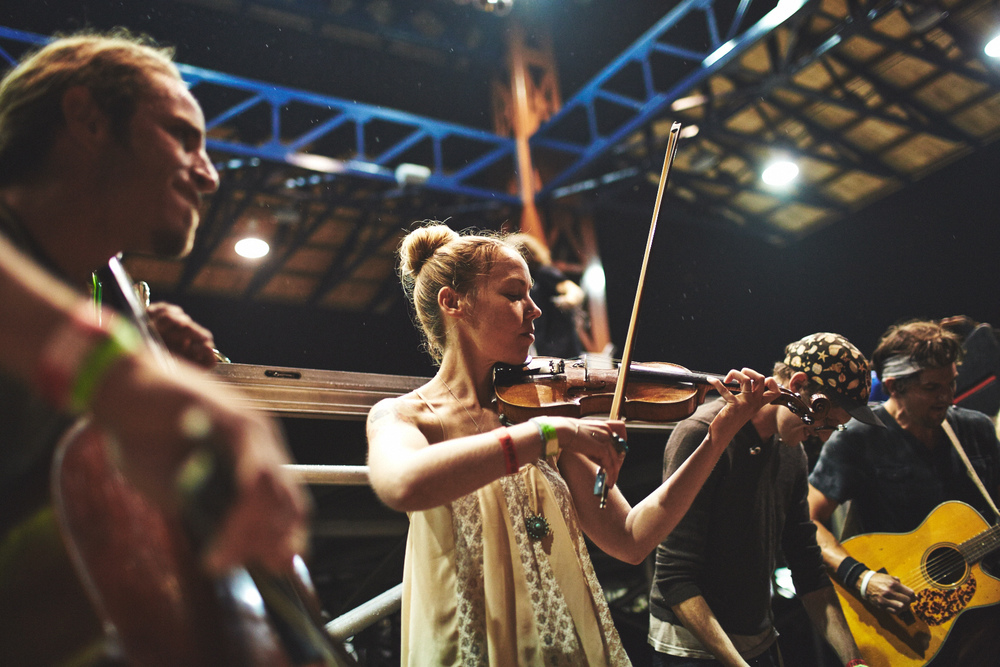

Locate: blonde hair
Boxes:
[398,222,516,363]
[0,29,179,185]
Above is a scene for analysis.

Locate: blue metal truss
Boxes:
[531,0,820,197]
[2,1,819,207]
[0,25,519,205]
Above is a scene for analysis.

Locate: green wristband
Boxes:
[68,319,142,414]
[531,418,560,459]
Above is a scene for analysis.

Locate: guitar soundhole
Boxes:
[924,545,967,586]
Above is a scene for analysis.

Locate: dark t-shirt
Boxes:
[649,399,830,636]
[0,206,75,534]
[0,206,105,665]
[809,405,1000,537]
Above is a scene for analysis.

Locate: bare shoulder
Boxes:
[367,390,434,430]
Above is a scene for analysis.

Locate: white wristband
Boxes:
[859,570,876,599]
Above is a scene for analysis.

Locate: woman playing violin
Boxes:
[366,223,781,666]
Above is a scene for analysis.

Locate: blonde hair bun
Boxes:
[399,223,460,280]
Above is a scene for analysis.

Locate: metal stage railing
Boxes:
[285,463,403,645]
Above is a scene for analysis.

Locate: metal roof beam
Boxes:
[0,26,519,206]
[532,0,824,197]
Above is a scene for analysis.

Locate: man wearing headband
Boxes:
[649,333,876,667]
[809,319,1000,664]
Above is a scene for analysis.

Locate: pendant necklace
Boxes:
[440,376,550,541]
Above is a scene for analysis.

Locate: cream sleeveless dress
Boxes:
[400,392,630,666]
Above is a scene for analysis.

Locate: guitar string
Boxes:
[896,538,988,590]
[879,522,1000,591]
[849,522,1000,591]
[906,523,1000,586]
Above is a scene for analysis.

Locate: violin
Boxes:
[494,356,832,426]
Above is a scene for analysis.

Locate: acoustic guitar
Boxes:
[832,501,1000,667]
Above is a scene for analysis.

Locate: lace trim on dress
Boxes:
[535,461,630,666]
[501,469,585,666]
[448,460,630,666]
[451,491,488,666]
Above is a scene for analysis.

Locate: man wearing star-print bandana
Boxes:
[809,319,1000,666]
[649,332,879,667]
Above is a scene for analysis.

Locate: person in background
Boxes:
[649,333,876,667]
[509,232,586,359]
[809,319,1000,665]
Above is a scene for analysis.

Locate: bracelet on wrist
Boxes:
[38,305,142,414]
[859,569,876,600]
[69,317,143,414]
[836,556,868,589]
[530,417,560,460]
[495,427,518,475]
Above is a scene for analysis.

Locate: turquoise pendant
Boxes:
[525,513,550,540]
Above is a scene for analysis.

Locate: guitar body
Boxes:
[51,419,302,666]
[832,501,1000,667]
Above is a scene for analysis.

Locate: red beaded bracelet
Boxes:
[845,659,869,667]
[496,427,518,475]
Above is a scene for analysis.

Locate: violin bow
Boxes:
[597,122,683,509]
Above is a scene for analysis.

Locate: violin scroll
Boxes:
[771,390,831,425]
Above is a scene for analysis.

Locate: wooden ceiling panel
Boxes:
[839,34,888,63]
[190,264,255,294]
[732,190,781,215]
[768,202,828,233]
[842,117,909,151]
[914,72,987,113]
[874,52,939,88]
[258,273,320,302]
[352,256,396,282]
[822,171,894,205]
[285,247,337,274]
[952,92,1000,138]
[321,280,381,310]
[881,133,963,173]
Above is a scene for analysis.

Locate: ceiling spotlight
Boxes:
[986,34,1000,58]
[471,0,513,15]
[761,160,799,186]
[235,237,270,259]
[394,162,432,187]
[678,124,700,139]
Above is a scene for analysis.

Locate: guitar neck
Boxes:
[960,521,1000,565]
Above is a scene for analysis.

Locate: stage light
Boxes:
[761,159,799,186]
[986,34,1000,58]
[235,237,270,259]
[394,163,432,187]
[582,261,606,293]
[476,0,513,14]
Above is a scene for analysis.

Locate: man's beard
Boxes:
[150,217,197,258]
